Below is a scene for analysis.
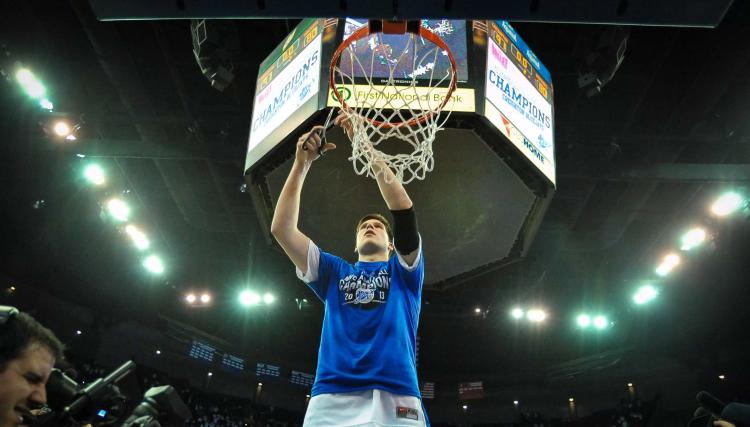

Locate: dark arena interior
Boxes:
[2,0,750,426]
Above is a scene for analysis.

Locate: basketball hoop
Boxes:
[329,19,459,184]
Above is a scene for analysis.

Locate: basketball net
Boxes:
[330,20,458,184]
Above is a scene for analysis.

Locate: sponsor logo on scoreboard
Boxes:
[327,85,475,112]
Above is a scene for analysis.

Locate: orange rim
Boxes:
[329,20,458,129]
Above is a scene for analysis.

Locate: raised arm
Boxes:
[372,161,420,266]
[270,125,336,274]
[334,112,419,265]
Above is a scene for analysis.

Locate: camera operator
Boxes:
[0,307,64,427]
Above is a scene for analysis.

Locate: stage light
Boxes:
[474,307,481,314]
[83,164,105,186]
[511,307,524,319]
[76,330,82,335]
[125,225,150,250]
[627,383,633,387]
[656,253,680,277]
[239,290,261,306]
[143,255,164,274]
[526,308,547,322]
[513,400,519,405]
[65,134,77,141]
[462,405,468,410]
[569,397,575,402]
[576,314,591,328]
[155,350,161,355]
[719,374,726,380]
[39,98,53,110]
[185,293,196,303]
[53,121,71,137]
[711,192,743,216]
[593,315,608,330]
[107,198,130,222]
[200,293,211,303]
[263,293,275,304]
[633,285,658,305]
[207,372,213,377]
[258,383,262,387]
[681,228,706,251]
[15,68,46,99]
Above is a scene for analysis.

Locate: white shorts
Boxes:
[302,389,427,427]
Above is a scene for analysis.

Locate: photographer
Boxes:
[0,306,64,427]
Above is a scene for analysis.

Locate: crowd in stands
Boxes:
[69,358,652,427]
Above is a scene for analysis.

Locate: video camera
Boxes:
[38,360,191,427]
[690,391,750,427]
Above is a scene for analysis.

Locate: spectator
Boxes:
[0,307,64,427]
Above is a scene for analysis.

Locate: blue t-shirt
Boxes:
[297,239,424,398]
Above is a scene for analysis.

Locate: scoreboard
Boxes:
[484,20,555,185]
[246,18,555,186]
[247,18,323,171]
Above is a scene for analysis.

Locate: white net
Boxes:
[331,24,457,184]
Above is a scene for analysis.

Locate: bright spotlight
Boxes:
[200,293,211,303]
[185,293,196,303]
[76,330,82,335]
[656,253,680,277]
[107,198,130,222]
[474,307,481,314]
[143,255,164,274]
[39,98,53,110]
[593,315,608,330]
[627,383,633,387]
[526,308,547,322]
[125,225,150,250]
[155,350,161,355]
[569,397,575,403]
[83,164,106,186]
[54,121,71,137]
[207,372,213,377]
[239,290,261,306]
[633,285,658,305]
[15,68,46,99]
[513,400,519,405]
[576,314,591,328]
[510,307,524,319]
[719,374,726,380]
[681,228,707,251]
[263,293,275,304]
[711,192,744,217]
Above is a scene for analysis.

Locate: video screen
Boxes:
[339,18,469,82]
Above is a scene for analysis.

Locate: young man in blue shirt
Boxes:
[270,112,428,426]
